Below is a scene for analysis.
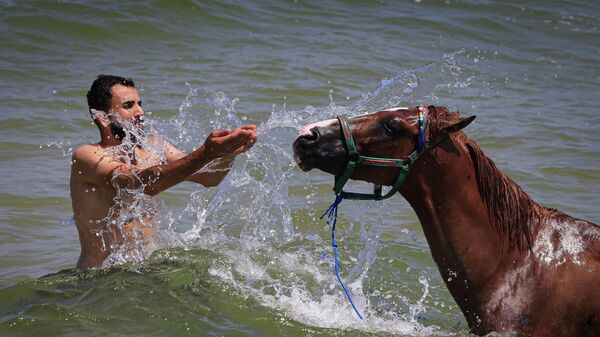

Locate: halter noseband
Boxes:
[333,106,429,200]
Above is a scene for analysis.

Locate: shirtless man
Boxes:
[70,75,257,268]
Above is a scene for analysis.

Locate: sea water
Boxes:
[1,1,599,336]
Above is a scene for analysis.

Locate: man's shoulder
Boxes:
[71,143,124,182]
[72,143,118,169]
[73,143,103,161]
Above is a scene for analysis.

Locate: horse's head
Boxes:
[293,106,476,187]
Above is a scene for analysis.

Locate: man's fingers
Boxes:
[210,126,255,141]
[210,129,231,138]
[239,130,257,151]
[213,132,251,155]
[239,125,257,131]
[244,137,257,150]
[212,129,251,145]
[232,135,257,155]
[205,126,257,158]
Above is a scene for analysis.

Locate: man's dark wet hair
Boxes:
[87,75,135,114]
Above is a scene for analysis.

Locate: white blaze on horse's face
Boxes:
[381,107,409,112]
[298,119,337,137]
[297,107,411,137]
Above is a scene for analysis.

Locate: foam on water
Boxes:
[206,244,439,336]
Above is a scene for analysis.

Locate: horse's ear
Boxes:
[439,115,476,134]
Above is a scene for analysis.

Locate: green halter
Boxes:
[333,106,428,200]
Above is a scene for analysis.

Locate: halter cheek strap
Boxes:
[333,106,428,200]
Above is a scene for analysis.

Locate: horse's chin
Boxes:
[294,154,341,176]
[293,154,314,172]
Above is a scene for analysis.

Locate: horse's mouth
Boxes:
[292,137,316,171]
[293,150,314,171]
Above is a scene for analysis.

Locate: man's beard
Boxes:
[110,121,144,144]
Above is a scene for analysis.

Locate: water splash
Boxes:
[159,63,461,334]
[43,139,73,157]
[67,57,476,334]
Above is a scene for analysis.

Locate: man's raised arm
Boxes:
[74,128,254,196]
[163,125,257,187]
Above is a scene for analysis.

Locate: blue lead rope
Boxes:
[320,194,364,320]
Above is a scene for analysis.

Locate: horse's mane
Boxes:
[429,106,539,252]
[462,139,540,251]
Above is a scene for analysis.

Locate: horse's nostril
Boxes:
[303,128,319,141]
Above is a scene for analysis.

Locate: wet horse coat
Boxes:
[293,106,600,336]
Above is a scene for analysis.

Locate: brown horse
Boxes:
[293,106,600,336]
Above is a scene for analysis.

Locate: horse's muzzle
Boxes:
[292,128,321,171]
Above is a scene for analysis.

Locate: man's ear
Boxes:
[90,108,110,127]
[439,115,476,134]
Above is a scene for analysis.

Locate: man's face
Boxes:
[107,84,145,141]
[108,84,144,123]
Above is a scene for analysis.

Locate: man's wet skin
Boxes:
[71,79,257,268]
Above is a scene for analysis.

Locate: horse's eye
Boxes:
[382,121,395,134]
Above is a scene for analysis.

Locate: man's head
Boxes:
[86,75,144,141]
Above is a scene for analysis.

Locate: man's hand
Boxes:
[203,125,258,160]
[225,125,257,157]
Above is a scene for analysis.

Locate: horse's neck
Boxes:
[401,136,528,295]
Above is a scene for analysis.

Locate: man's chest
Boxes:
[131,147,165,168]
